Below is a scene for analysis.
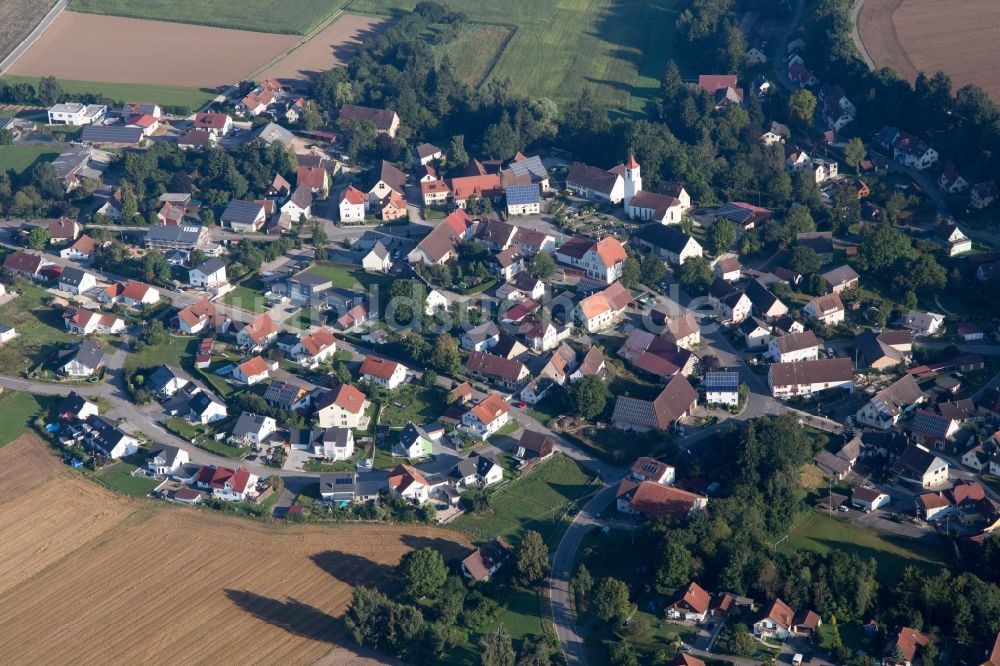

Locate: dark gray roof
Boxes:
[146,224,204,245]
[253,122,294,146]
[64,339,104,370]
[508,155,548,181]
[567,162,619,195]
[148,365,189,390]
[221,199,265,224]
[194,257,226,275]
[80,125,143,144]
[233,411,272,437]
[634,224,696,254]
[59,266,90,287]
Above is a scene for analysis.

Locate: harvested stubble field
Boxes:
[858,0,1000,102]
[259,14,386,87]
[7,11,299,89]
[0,435,471,664]
[0,0,57,60]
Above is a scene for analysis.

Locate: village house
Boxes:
[361,241,392,272]
[188,257,227,289]
[230,412,277,447]
[338,104,400,137]
[388,463,429,503]
[84,415,139,459]
[666,582,711,622]
[852,486,891,512]
[407,209,474,265]
[739,317,772,349]
[289,327,338,368]
[263,380,311,412]
[709,280,753,324]
[883,627,931,666]
[938,163,969,193]
[615,479,707,519]
[768,330,819,363]
[461,537,512,582]
[464,351,530,391]
[631,456,675,485]
[147,445,189,476]
[704,370,741,407]
[221,199,267,233]
[515,430,556,462]
[505,184,541,216]
[360,355,408,389]
[192,112,232,136]
[461,392,510,440]
[744,279,788,320]
[804,293,845,325]
[318,472,383,504]
[315,383,369,429]
[448,453,504,489]
[120,280,160,308]
[855,329,913,370]
[892,445,949,489]
[714,255,742,282]
[632,224,702,265]
[566,161,625,203]
[281,186,313,221]
[856,374,924,430]
[60,235,99,261]
[663,312,701,350]
[769,358,854,398]
[57,391,99,422]
[896,310,945,336]
[821,265,860,294]
[189,390,228,425]
[63,307,125,335]
[58,267,97,295]
[339,185,369,222]
[233,357,273,385]
[195,465,258,502]
[761,121,790,146]
[893,133,938,170]
[176,299,217,335]
[698,74,743,109]
[933,223,972,256]
[612,374,697,432]
[47,102,106,125]
[575,281,632,332]
[555,236,628,284]
[232,313,279,352]
[3,251,53,280]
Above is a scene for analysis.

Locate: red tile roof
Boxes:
[360,354,402,380]
[469,392,509,427]
[238,356,269,377]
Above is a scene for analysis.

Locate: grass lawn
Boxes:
[93,462,160,497]
[163,416,207,440]
[1,75,215,113]
[0,144,63,175]
[303,458,356,472]
[289,307,328,330]
[68,0,347,35]
[195,437,246,459]
[124,336,195,371]
[351,0,681,114]
[305,262,392,291]
[0,390,48,446]
[223,285,269,314]
[378,384,447,428]
[0,283,76,375]
[452,453,600,549]
[778,510,950,583]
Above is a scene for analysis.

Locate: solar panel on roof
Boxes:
[716,203,753,225]
[506,184,540,205]
[705,372,740,390]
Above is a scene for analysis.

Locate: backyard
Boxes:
[0,390,48,447]
[778,510,950,583]
[304,261,393,291]
[377,384,448,428]
[0,284,76,376]
[124,336,196,371]
[0,144,64,176]
[452,453,600,549]
[0,75,215,113]
[93,461,160,498]
[222,279,269,314]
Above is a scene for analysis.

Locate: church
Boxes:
[622,155,687,225]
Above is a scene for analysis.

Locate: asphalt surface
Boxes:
[0,0,67,74]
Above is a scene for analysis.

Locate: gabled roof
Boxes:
[468,392,509,426]
[233,411,273,437]
[221,199,265,225]
[315,383,367,414]
[338,104,397,132]
[237,356,270,377]
[387,463,428,494]
[241,313,278,344]
[62,339,104,370]
[192,112,230,130]
[616,479,705,518]
[769,358,853,387]
[360,355,403,380]
[671,581,711,614]
[772,330,818,354]
[592,237,627,268]
[760,598,795,630]
[465,351,527,381]
[634,224,697,253]
[566,162,621,195]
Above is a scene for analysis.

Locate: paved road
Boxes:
[0,0,67,74]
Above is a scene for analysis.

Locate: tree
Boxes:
[860,222,912,271]
[593,577,630,625]
[788,89,817,125]
[571,564,594,612]
[480,627,516,666]
[529,251,556,279]
[676,256,713,295]
[844,137,867,173]
[449,134,469,168]
[731,632,757,657]
[516,637,552,666]
[141,251,171,284]
[609,639,639,666]
[516,530,549,584]
[36,76,64,106]
[567,375,609,419]
[640,253,666,286]
[621,255,641,287]
[430,334,461,375]
[120,183,138,223]
[26,226,50,249]
[482,113,518,160]
[396,547,448,600]
[787,246,822,275]
[299,100,322,130]
[310,220,328,247]
[656,540,696,590]
[830,181,861,236]
[710,219,737,254]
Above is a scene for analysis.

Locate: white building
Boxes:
[704,371,740,406]
[188,257,227,289]
[424,289,448,316]
[767,330,819,363]
[360,355,408,390]
[461,393,510,441]
[769,358,854,398]
[48,103,106,125]
[803,293,845,325]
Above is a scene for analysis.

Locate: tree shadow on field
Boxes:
[399,534,470,561]
[225,589,341,643]
[311,550,397,589]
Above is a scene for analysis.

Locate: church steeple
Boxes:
[623,154,642,208]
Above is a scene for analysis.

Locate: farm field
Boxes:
[69,0,348,35]
[0,0,58,61]
[777,510,949,583]
[452,453,600,549]
[858,0,1000,102]
[1,74,217,113]
[7,11,299,90]
[0,435,472,664]
[350,0,681,113]
[0,143,62,176]
[436,24,514,87]
[259,14,385,87]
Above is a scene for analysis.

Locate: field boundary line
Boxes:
[0,0,67,76]
[850,0,875,69]
[473,23,518,89]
